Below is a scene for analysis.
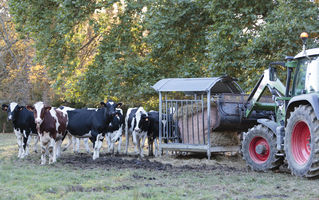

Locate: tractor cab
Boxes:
[292,48,319,96]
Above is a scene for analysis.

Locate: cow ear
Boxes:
[116,102,123,108]
[26,105,34,111]
[100,102,106,107]
[45,106,52,111]
[2,104,8,111]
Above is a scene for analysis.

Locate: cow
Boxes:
[125,107,150,157]
[2,102,38,158]
[57,106,91,154]
[147,111,182,157]
[146,111,160,157]
[106,107,124,155]
[28,102,68,165]
[65,100,121,160]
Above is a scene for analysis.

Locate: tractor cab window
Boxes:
[293,57,319,95]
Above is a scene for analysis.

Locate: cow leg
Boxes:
[132,131,139,154]
[56,139,63,158]
[137,137,144,158]
[141,132,147,149]
[62,133,72,152]
[33,135,39,153]
[148,137,153,157]
[93,133,104,160]
[40,132,51,165]
[83,138,90,153]
[14,129,23,158]
[154,138,159,157]
[106,133,112,153]
[117,136,122,154]
[24,134,32,157]
[41,145,47,165]
[125,126,129,155]
[48,138,56,164]
[73,136,80,153]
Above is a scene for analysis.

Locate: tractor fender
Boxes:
[287,93,319,121]
[257,118,279,134]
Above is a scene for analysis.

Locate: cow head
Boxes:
[2,102,23,121]
[28,102,51,127]
[108,108,124,132]
[100,100,122,125]
[135,110,150,133]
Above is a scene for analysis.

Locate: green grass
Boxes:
[0,133,319,200]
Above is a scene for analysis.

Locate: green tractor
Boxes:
[242,32,319,177]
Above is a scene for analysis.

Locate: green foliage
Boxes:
[207,0,319,91]
[7,0,319,107]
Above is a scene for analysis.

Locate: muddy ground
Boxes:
[1,133,318,200]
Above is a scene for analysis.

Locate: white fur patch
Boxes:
[9,102,18,112]
[34,102,45,124]
[49,109,60,132]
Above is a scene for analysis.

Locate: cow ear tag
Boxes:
[145,118,149,121]
[19,107,23,111]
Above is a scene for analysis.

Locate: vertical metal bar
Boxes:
[186,100,189,144]
[164,94,168,142]
[169,101,172,140]
[201,94,205,144]
[181,100,184,144]
[191,99,195,144]
[159,92,162,152]
[207,91,211,159]
[196,97,200,144]
[175,100,179,143]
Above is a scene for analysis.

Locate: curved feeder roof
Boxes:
[152,76,242,94]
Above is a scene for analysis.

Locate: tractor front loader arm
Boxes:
[245,68,286,118]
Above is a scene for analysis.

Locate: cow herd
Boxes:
[1,101,168,165]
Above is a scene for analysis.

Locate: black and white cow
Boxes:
[147,111,182,157]
[65,100,121,160]
[125,107,150,157]
[106,107,124,155]
[146,111,160,157]
[2,102,38,158]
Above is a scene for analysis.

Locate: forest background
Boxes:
[1,0,319,131]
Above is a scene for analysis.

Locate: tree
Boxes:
[0,0,55,104]
[207,0,319,90]
[7,0,319,109]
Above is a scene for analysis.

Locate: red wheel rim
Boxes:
[291,121,311,165]
[249,136,270,163]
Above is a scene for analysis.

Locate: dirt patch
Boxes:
[22,152,247,174]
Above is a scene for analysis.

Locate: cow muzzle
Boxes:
[35,118,43,126]
[134,128,141,133]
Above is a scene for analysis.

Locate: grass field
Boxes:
[0,133,319,200]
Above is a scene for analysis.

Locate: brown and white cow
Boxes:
[28,102,68,165]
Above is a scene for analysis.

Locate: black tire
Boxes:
[242,124,283,171]
[285,105,319,178]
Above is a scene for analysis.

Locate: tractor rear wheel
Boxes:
[242,124,283,171]
[285,105,319,177]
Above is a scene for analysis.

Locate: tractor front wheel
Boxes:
[242,124,283,171]
[285,105,319,177]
